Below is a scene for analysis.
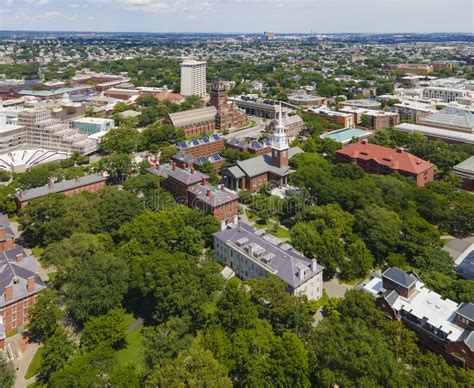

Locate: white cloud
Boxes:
[88,16,95,20]
[120,0,216,13]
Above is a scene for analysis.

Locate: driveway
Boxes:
[223,118,266,140]
[323,278,353,298]
[6,335,40,388]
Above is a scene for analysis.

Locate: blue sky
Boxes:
[0,0,473,33]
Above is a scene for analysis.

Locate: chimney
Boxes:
[75,176,80,182]
[5,285,12,301]
[207,189,212,198]
[15,253,24,262]
[191,167,195,174]
[172,162,176,171]
[183,163,188,169]
[48,181,53,189]
[311,259,317,271]
[220,184,225,191]
[396,147,404,153]
[298,267,305,280]
[202,177,208,186]
[0,227,5,240]
[27,276,35,293]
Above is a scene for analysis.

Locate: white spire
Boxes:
[271,103,288,151]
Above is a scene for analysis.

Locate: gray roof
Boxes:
[16,174,106,202]
[443,237,474,260]
[453,156,474,175]
[456,303,474,321]
[383,289,399,306]
[222,147,303,179]
[167,106,217,128]
[188,184,238,207]
[419,107,474,130]
[456,250,474,280]
[462,331,474,351]
[382,267,416,288]
[214,222,323,289]
[148,164,208,186]
[0,246,45,308]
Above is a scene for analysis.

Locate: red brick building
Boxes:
[15,174,107,210]
[0,216,45,349]
[163,107,217,137]
[365,268,473,369]
[335,140,434,186]
[266,113,303,139]
[148,162,238,229]
[177,133,225,159]
[208,79,247,130]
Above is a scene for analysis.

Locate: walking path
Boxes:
[7,335,40,388]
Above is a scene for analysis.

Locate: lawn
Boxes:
[114,316,145,372]
[245,209,258,221]
[25,346,43,380]
[311,289,329,310]
[267,225,291,239]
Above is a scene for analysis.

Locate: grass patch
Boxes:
[114,319,145,372]
[228,276,243,287]
[25,347,43,379]
[310,289,329,311]
[31,246,45,259]
[245,209,258,221]
[267,225,291,239]
[254,218,272,229]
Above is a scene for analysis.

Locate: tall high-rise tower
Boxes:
[180,59,207,97]
[271,104,289,168]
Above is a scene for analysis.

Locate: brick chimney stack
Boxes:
[207,189,211,198]
[15,253,24,262]
[202,177,208,186]
[5,285,12,301]
[27,276,35,293]
[0,227,5,240]
[191,167,195,174]
[172,162,177,171]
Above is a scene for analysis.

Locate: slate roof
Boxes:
[167,106,217,128]
[453,156,474,175]
[456,303,474,321]
[148,164,208,186]
[336,142,434,175]
[15,174,106,202]
[188,184,238,207]
[457,250,474,280]
[222,146,303,179]
[462,331,474,351]
[214,222,323,289]
[383,289,399,306]
[382,267,417,288]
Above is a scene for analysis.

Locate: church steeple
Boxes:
[271,104,289,168]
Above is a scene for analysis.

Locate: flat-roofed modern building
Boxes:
[71,117,115,135]
[180,59,207,97]
[306,106,354,128]
[364,268,474,369]
[213,222,324,300]
[423,87,472,103]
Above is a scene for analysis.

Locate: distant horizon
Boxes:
[0,30,472,35]
[0,1,472,34]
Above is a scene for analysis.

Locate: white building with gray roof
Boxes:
[214,222,324,300]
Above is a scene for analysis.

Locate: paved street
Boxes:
[223,117,266,140]
[323,278,353,298]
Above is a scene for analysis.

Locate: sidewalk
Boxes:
[7,335,39,388]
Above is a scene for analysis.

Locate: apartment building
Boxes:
[306,106,354,128]
[385,64,434,76]
[364,268,473,369]
[336,140,434,186]
[339,106,400,130]
[71,117,115,135]
[0,215,45,349]
[176,133,224,159]
[213,222,324,300]
[423,87,472,103]
[180,59,207,97]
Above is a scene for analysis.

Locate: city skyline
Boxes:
[0,0,473,34]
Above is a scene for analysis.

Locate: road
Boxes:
[223,117,267,140]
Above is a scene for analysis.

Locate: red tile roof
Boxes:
[336,141,434,175]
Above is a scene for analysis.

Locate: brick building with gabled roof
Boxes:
[335,140,434,186]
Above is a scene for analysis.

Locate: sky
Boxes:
[0,0,473,33]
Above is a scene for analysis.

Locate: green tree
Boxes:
[81,309,128,351]
[28,288,63,341]
[145,347,232,388]
[100,126,138,154]
[38,328,75,383]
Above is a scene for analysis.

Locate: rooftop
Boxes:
[214,222,323,288]
[177,133,221,150]
[148,163,208,186]
[382,267,417,288]
[16,174,106,202]
[167,106,217,128]
[336,141,434,175]
[418,107,474,131]
[188,184,238,207]
[394,123,474,144]
[320,128,373,144]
